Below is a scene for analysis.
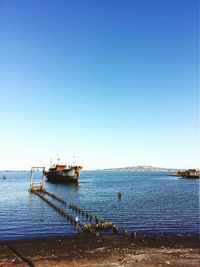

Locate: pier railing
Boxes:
[29,167,46,192]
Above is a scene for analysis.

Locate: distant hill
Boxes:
[0,170,28,172]
[103,166,178,172]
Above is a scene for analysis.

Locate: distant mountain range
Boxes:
[102,166,178,172]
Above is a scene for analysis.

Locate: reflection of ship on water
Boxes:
[45,158,83,184]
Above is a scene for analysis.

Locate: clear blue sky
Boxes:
[0,0,199,170]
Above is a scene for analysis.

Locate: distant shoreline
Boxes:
[100,166,180,172]
[0,170,29,172]
[0,169,177,173]
[101,169,177,173]
[0,169,179,173]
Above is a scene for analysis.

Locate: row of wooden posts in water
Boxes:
[29,167,128,236]
[30,187,119,236]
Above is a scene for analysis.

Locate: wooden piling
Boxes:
[43,190,67,204]
[31,189,117,236]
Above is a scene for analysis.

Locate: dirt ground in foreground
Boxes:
[0,234,199,267]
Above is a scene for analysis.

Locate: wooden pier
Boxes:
[29,168,117,235]
[30,188,116,234]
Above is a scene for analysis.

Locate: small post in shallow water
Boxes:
[132,231,137,239]
[113,225,118,235]
[122,229,127,236]
[118,192,122,199]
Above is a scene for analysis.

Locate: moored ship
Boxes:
[45,163,83,184]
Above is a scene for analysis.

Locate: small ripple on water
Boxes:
[0,171,199,239]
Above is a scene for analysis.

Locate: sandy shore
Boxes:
[0,233,199,267]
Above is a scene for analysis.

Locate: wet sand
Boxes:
[0,233,199,267]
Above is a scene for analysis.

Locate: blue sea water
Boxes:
[0,171,199,240]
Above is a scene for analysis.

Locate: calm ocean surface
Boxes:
[0,171,199,240]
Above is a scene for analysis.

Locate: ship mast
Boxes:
[50,158,52,168]
[57,152,60,165]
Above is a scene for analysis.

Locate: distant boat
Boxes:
[45,163,83,184]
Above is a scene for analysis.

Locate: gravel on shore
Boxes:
[0,233,199,266]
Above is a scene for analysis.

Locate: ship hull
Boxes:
[46,169,78,184]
